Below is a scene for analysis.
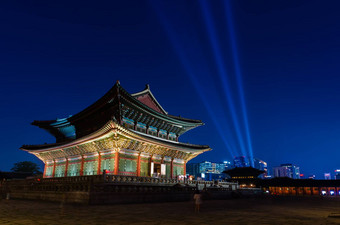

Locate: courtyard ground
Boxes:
[0,196,340,224]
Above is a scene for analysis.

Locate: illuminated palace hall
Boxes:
[21,81,210,178]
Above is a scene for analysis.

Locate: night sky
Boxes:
[1,0,340,179]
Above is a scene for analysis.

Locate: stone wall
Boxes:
[0,175,238,205]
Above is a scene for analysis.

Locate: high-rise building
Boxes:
[273,164,300,179]
[233,156,249,168]
[324,173,331,180]
[253,158,268,178]
[186,160,231,180]
[334,170,340,180]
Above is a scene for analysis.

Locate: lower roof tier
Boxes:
[21,120,211,162]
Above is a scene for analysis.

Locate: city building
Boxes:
[273,164,300,179]
[186,160,231,180]
[308,175,316,179]
[21,82,211,178]
[233,156,249,168]
[324,173,331,180]
[335,170,340,180]
[253,158,268,178]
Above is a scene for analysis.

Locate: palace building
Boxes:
[21,81,210,178]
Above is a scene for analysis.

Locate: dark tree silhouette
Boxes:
[11,161,42,174]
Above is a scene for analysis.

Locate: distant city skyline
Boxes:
[0,1,340,179]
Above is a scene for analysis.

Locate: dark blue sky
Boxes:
[1,0,340,179]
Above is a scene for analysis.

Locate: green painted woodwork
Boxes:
[140,161,149,177]
[119,158,137,173]
[101,153,115,160]
[101,158,115,172]
[166,164,171,178]
[119,153,137,160]
[55,165,65,177]
[67,163,81,176]
[84,161,98,175]
[55,161,66,166]
[172,165,184,177]
[45,166,53,177]
[153,158,161,163]
[84,156,98,162]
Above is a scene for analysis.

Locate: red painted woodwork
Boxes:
[43,163,47,178]
[114,152,119,175]
[137,153,141,177]
[183,161,186,176]
[80,156,85,176]
[135,94,165,114]
[97,153,101,175]
[52,160,56,177]
[170,158,174,179]
[64,158,69,177]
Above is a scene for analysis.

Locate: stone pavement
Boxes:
[0,197,340,224]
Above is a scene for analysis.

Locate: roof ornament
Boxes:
[145,84,150,90]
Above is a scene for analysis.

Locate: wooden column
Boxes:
[170,158,174,179]
[97,153,102,175]
[137,153,141,177]
[43,162,47,178]
[52,160,56,177]
[64,158,69,177]
[114,151,119,175]
[80,156,85,176]
[183,161,186,176]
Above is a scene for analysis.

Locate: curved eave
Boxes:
[121,85,203,128]
[21,120,211,155]
[31,82,203,132]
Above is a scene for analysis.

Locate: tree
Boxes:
[11,161,42,174]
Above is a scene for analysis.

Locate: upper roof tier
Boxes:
[32,81,204,143]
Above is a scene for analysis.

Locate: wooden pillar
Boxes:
[183,161,186,176]
[43,162,47,178]
[97,153,102,175]
[52,160,56,177]
[114,151,119,175]
[137,153,141,177]
[64,158,69,177]
[80,156,85,176]
[170,158,174,179]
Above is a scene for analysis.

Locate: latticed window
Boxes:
[55,165,65,177]
[101,158,115,172]
[68,163,80,176]
[119,158,137,173]
[45,166,53,177]
[84,161,97,175]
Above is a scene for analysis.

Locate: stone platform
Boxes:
[0,175,238,204]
